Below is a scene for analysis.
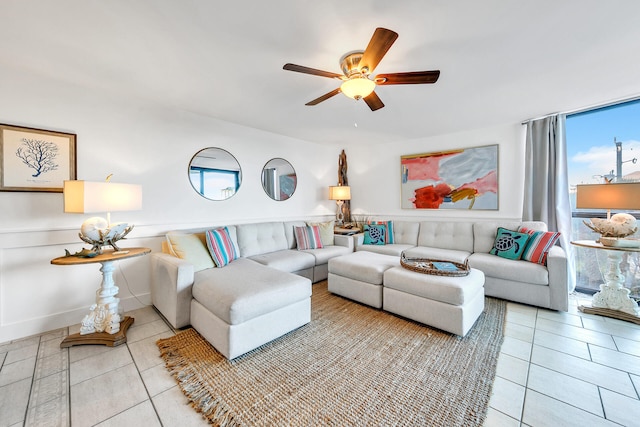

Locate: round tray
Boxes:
[400,252,470,277]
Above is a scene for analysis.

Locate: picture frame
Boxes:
[400,144,499,210]
[0,123,77,192]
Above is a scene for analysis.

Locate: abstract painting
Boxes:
[401,144,498,210]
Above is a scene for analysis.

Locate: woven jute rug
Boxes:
[157,281,506,427]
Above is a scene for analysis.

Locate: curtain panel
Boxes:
[523,115,576,291]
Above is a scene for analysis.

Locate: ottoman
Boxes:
[383,266,485,336]
[191,258,312,359]
[328,251,399,308]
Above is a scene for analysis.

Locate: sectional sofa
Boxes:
[354,220,569,312]
[151,218,568,358]
[151,220,352,359]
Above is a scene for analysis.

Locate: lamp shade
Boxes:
[329,185,351,201]
[340,78,376,100]
[576,183,640,210]
[64,180,142,214]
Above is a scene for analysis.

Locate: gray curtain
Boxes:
[523,115,575,291]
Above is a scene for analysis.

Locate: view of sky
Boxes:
[566,99,640,187]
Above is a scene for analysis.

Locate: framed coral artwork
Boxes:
[0,123,77,192]
[400,144,498,210]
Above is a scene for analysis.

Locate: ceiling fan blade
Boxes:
[358,28,399,74]
[283,63,343,79]
[363,91,384,111]
[305,88,341,106]
[375,70,441,85]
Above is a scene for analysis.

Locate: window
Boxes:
[189,166,240,200]
[567,99,640,297]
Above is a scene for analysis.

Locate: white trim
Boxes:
[521,93,640,124]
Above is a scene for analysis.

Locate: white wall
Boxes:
[0,69,337,342]
[0,68,526,342]
[347,123,525,221]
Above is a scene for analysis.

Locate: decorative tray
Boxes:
[400,252,470,277]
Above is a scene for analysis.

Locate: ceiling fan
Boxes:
[283,27,440,111]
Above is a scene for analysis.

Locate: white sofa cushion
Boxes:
[468,252,549,285]
[418,221,474,252]
[236,222,288,257]
[402,246,471,264]
[249,249,315,272]
[392,221,420,245]
[192,258,311,325]
[303,245,352,264]
[356,243,416,256]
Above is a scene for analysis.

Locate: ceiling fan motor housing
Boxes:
[340,51,366,77]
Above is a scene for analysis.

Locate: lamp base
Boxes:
[60,316,134,348]
[335,200,345,226]
[78,217,134,254]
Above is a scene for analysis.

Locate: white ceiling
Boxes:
[2,0,640,146]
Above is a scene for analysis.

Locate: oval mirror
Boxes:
[188,147,242,201]
[261,158,297,201]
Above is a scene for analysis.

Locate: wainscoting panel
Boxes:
[0,226,164,343]
[0,216,332,343]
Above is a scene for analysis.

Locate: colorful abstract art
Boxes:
[400,144,498,210]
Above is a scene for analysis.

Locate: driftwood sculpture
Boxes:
[338,149,351,223]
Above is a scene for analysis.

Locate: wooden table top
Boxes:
[571,240,640,253]
[51,247,151,266]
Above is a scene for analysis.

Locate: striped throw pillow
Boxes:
[205,227,239,267]
[294,225,324,250]
[519,227,561,265]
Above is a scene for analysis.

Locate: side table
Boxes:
[51,247,151,347]
[571,240,640,324]
[334,226,359,236]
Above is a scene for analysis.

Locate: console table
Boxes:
[51,247,151,347]
[571,240,640,324]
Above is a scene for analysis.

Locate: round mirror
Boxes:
[261,158,297,201]
[188,148,242,201]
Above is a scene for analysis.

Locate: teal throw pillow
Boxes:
[370,220,394,244]
[489,227,530,260]
[364,224,386,245]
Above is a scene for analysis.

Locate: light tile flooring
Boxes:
[2,294,640,426]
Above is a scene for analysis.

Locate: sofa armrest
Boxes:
[354,233,365,248]
[546,245,569,311]
[334,234,354,251]
[150,252,195,329]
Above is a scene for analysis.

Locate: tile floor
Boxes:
[1,293,640,426]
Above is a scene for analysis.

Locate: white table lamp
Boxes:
[64,178,142,254]
[576,182,640,242]
[576,182,640,219]
[329,185,351,225]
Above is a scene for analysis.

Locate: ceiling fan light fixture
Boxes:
[340,77,376,100]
